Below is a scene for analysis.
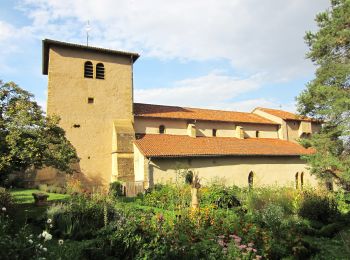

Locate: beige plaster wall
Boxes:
[286,121,301,142]
[135,117,279,138]
[144,156,319,188]
[46,46,134,186]
[134,144,145,182]
[252,109,286,139]
[240,123,279,138]
[134,117,188,135]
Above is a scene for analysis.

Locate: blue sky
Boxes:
[0,0,330,112]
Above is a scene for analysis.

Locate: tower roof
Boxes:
[42,39,140,75]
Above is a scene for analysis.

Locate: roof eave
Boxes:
[42,39,140,75]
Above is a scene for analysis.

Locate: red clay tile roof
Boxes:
[134,134,314,158]
[134,103,278,125]
[255,107,316,122]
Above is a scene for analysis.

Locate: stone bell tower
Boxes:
[43,39,139,186]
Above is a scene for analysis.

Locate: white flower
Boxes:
[44,234,52,241]
[28,239,33,244]
[42,231,48,237]
[29,234,33,238]
[47,219,52,224]
[39,245,43,249]
[38,234,42,238]
[58,239,64,245]
[42,247,47,252]
[1,207,6,212]
[49,224,53,228]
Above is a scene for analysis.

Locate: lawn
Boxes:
[10,189,70,204]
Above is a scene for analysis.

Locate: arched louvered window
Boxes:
[159,125,165,134]
[295,172,299,189]
[84,61,93,78]
[248,171,254,188]
[96,63,105,79]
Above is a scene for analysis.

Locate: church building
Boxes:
[41,39,322,193]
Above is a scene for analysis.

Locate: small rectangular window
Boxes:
[212,129,217,137]
[88,97,94,104]
[256,131,260,138]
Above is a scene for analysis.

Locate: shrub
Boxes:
[298,191,339,223]
[200,184,241,209]
[142,184,191,210]
[38,184,48,192]
[243,186,298,214]
[259,204,285,231]
[0,187,13,209]
[109,181,124,197]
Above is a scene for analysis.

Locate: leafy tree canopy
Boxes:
[0,81,78,185]
[297,0,350,189]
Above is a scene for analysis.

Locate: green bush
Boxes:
[47,193,116,239]
[0,187,13,209]
[38,184,48,192]
[318,222,343,237]
[259,204,285,231]
[109,181,124,197]
[142,184,191,210]
[298,191,339,223]
[243,186,298,214]
[200,185,241,209]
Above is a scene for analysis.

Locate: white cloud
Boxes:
[135,72,262,109]
[1,1,330,113]
[18,0,329,80]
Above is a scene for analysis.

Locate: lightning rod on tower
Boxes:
[85,20,91,46]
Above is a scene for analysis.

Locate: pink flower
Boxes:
[248,242,254,247]
[219,239,226,246]
[253,249,257,253]
[234,237,242,244]
[239,244,247,249]
[218,235,225,239]
[247,247,253,252]
[256,255,262,260]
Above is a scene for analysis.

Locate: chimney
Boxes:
[236,126,244,139]
[187,123,196,137]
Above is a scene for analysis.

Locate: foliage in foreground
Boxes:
[1,183,350,259]
[0,81,78,186]
[297,0,350,189]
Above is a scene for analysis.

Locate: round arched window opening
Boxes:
[96,63,105,79]
[248,171,254,188]
[159,125,165,134]
[84,61,93,78]
[295,172,299,189]
[300,172,304,190]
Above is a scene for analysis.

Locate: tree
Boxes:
[0,81,78,185]
[297,0,350,189]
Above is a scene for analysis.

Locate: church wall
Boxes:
[134,144,145,182]
[134,117,279,138]
[239,123,279,138]
[146,156,319,188]
[46,46,134,186]
[286,121,301,142]
[134,117,188,135]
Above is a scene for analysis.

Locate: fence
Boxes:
[124,181,144,197]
